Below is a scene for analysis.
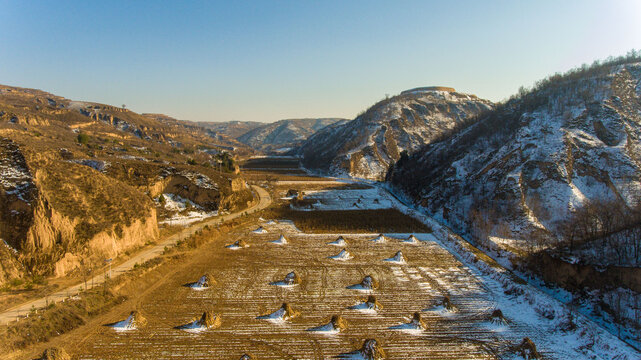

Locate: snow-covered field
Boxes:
[291,187,394,211]
[73,180,639,359]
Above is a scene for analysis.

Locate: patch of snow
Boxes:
[329,248,353,261]
[252,226,267,234]
[269,234,288,245]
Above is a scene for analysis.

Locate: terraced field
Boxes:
[61,164,639,359]
[76,221,507,359]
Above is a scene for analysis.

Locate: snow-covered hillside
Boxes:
[237,118,346,153]
[388,62,641,240]
[298,88,493,180]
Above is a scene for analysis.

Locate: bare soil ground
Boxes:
[61,221,515,359]
[8,158,636,359]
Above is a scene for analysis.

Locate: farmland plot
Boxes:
[73,184,639,359]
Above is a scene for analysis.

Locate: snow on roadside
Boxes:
[156,193,217,226]
[378,182,641,359]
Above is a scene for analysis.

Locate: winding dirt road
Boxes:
[0,185,271,325]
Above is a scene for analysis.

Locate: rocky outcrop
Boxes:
[388,62,641,239]
[0,142,160,282]
[299,88,492,180]
[21,184,158,277]
[229,177,247,192]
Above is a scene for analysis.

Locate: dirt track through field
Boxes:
[71,218,531,359]
[0,185,271,326]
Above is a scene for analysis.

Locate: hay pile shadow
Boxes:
[307,315,348,333]
[383,251,406,264]
[175,311,222,331]
[184,273,216,289]
[270,271,301,287]
[257,303,300,322]
[226,239,248,249]
[349,295,383,312]
[105,310,147,331]
[336,338,385,359]
[347,275,379,291]
[329,248,353,260]
[389,312,426,331]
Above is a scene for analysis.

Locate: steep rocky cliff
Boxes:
[387,61,641,241]
[0,85,253,284]
[298,88,493,180]
[0,139,159,278]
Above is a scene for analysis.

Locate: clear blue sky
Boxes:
[1,1,640,122]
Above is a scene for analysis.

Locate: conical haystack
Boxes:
[359,338,386,360]
[253,226,267,233]
[176,310,221,330]
[442,295,455,311]
[349,295,383,312]
[40,347,71,360]
[515,337,541,359]
[271,234,288,244]
[347,275,378,290]
[330,315,348,331]
[258,302,300,321]
[279,302,300,320]
[200,273,215,287]
[371,234,386,243]
[308,314,348,333]
[403,234,419,243]
[227,239,248,249]
[284,271,301,285]
[410,312,427,330]
[188,273,215,289]
[239,354,252,360]
[490,309,508,325]
[384,251,406,263]
[129,311,147,328]
[196,311,222,329]
[330,248,353,260]
[360,275,379,289]
[328,236,347,246]
[366,295,383,310]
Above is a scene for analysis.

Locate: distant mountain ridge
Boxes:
[198,118,347,153]
[237,118,347,153]
[297,88,493,180]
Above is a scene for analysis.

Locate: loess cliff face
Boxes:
[388,62,641,240]
[298,88,493,180]
[0,142,160,279]
[0,85,253,284]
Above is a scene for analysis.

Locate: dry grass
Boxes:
[0,287,125,351]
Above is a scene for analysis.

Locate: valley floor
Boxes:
[6,161,640,359]
[0,185,271,326]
